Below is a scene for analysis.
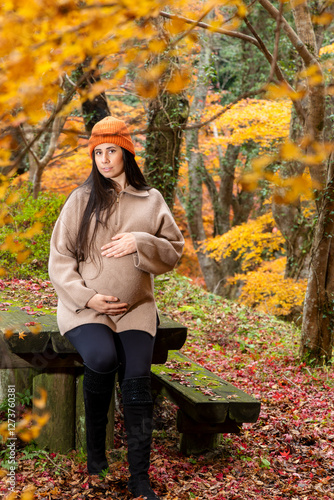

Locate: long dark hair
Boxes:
[75,148,150,263]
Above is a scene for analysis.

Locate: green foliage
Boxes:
[0,185,65,279]
[0,389,33,419]
[215,6,295,98]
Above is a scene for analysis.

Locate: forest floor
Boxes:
[0,273,334,500]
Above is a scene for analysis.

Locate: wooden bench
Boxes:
[0,307,187,453]
[151,351,261,455]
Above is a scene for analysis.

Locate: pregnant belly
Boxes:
[81,254,152,306]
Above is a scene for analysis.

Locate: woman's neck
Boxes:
[112,171,128,192]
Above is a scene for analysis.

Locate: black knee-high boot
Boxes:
[83,365,117,474]
[121,376,160,500]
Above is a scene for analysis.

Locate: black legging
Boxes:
[65,323,155,382]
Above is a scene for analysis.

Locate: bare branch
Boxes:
[47,143,87,165]
[243,17,285,82]
[5,68,96,174]
[184,88,265,130]
[258,0,318,67]
[159,11,260,47]
[132,87,265,137]
[169,5,215,49]
[160,9,306,125]
[18,125,41,169]
[268,0,284,82]
[40,97,67,167]
[244,18,306,124]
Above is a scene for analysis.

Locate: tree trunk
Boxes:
[271,110,312,280]
[144,92,189,209]
[217,143,240,235]
[270,1,322,280]
[300,157,334,364]
[185,35,256,294]
[290,1,332,363]
[185,36,224,291]
[78,60,111,132]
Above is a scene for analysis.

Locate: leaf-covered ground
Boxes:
[1,274,334,499]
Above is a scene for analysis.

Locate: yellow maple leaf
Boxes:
[166,69,190,94]
[4,327,14,339]
[1,234,25,253]
[17,430,33,442]
[22,221,43,239]
[36,412,51,426]
[237,3,248,18]
[166,18,187,36]
[33,387,48,409]
[3,491,17,500]
[146,63,168,81]
[16,249,31,264]
[312,13,333,26]
[5,192,19,205]
[251,154,275,171]
[308,74,324,86]
[0,421,9,442]
[135,80,159,99]
[239,172,259,191]
[20,486,37,500]
[28,323,42,334]
[280,141,303,161]
[148,39,167,54]
[59,131,79,149]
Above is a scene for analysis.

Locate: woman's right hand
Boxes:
[86,294,129,316]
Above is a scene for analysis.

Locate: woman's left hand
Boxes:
[101,232,137,258]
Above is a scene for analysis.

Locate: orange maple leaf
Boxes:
[3,327,14,339]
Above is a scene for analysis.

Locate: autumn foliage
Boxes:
[200,212,307,316]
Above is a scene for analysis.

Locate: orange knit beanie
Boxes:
[88,116,135,157]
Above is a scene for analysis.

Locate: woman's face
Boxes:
[94,143,124,179]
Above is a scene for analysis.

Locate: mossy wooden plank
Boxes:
[153,313,187,363]
[151,351,261,424]
[0,309,187,361]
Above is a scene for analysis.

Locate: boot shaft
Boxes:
[83,365,117,474]
[121,377,154,478]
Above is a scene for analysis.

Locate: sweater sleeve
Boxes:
[131,196,184,275]
[48,217,97,312]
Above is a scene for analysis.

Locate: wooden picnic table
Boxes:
[0,307,187,453]
[0,307,260,456]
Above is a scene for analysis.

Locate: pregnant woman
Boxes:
[48,116,184,500]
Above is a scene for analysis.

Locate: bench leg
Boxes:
[33,370,75,453]
[177,411,241,455]
[179,432,221,456]
[0,368,37,401]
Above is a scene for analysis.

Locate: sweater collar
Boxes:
[121,185,150,197]
[83,184,150,197]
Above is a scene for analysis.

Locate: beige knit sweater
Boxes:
[48,185,184,336]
